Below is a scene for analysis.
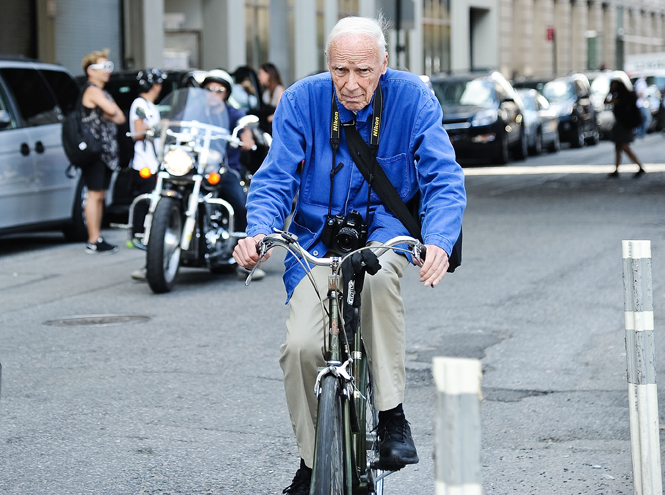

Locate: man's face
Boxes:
[204,83,228,104]
[326,34,388,112]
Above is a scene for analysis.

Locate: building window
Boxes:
[246,0,269,70]
[339,0,359,18]
[317,0,326,71]
[423,0,451,76]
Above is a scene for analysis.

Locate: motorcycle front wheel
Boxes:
[146,197,182,293]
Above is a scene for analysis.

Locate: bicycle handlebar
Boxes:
[246,230,426,283]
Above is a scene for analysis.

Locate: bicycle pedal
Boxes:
[369,460,403,472]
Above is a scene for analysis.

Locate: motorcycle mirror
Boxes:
[231,115,259,140]
[135,107,147,120]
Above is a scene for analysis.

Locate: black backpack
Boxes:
[62,83,102,169]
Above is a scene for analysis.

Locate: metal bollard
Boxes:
[622,240,663,495]
[432,357,483,495]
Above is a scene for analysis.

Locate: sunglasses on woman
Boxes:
[88,61,114,72]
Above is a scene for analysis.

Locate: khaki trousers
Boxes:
[279,247,409,468]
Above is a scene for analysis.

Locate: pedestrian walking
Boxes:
[80,50,126,253]
[605,77,646,178]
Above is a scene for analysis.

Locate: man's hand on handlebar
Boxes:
[233,234,270,268]
[419,244,449,288]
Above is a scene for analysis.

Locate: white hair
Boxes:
[325,16,389,59]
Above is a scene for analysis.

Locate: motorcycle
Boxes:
[124,87,260,293]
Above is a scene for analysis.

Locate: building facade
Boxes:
[1,0,499,81]
[1,0,663,82]
[501,0,665,79]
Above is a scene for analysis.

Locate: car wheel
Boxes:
[63,176,88,242]
[514,129,528,161]
[494,131,510,165]
[571,124,584,148]
[529,129,543,156]
[548,132,561,153]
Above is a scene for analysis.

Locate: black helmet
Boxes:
[136,68,166,92]
[201,69,233,95]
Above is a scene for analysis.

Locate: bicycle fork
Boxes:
[310,271,373,494]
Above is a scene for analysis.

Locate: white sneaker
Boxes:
[237,266,265,281]
[131,267,147,281]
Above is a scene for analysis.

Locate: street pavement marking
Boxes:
[464,163,665,176]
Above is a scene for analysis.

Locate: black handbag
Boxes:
[62,84,102,169]
[343,125,462,273]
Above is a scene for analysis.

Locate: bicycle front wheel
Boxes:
[312,374,345,495]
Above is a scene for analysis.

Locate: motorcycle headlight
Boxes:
[164,149,194,176]
[471,108,498,127]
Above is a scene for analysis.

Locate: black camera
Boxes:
[321,210,368,255]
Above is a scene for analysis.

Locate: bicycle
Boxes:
[246,230,426,495]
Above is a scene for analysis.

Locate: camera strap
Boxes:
[333,85,423,241]
[329,84,384,226]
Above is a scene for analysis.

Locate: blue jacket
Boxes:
[246,68,466,300]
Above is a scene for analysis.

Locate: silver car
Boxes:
[0,58,86,240]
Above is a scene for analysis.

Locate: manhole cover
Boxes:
[43,315,150,327]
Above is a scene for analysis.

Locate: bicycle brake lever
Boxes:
[413,244,427,267]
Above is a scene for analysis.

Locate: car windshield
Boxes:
[543,81,574,101]
[432,79,495,108]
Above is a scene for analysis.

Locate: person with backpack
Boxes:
[80,50,126,253]
[605,77,646,178]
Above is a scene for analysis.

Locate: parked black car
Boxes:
[542,73,599,148]
[430,71,528,165]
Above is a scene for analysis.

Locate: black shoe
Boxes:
[373,411,419,471]
[85,237,118,254]
[283,460,311,495]
[608,170,619,178]
[634,168,646,178]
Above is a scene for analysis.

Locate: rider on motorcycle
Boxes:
[201,70,265,281]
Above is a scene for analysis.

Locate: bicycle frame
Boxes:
[249,232,424,495]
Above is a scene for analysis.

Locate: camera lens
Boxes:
[334,227,360,253]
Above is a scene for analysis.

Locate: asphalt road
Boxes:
[0,132,664,494]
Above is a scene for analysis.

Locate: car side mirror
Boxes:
[232,114,259,139]
[0,110,11,129]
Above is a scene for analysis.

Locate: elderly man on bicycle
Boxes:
[234,15,465,495]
